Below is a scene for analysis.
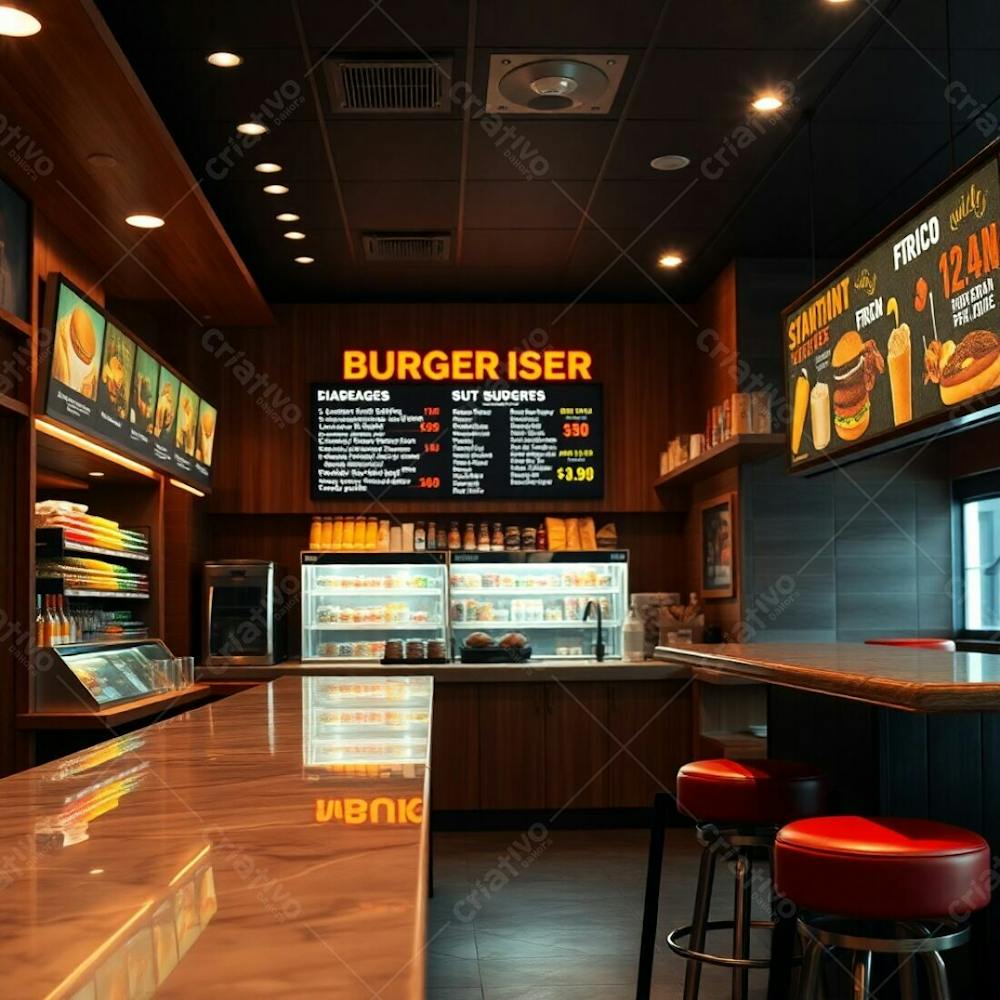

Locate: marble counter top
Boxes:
[199,657,687,684]
[0,676,432,998]
[656,642,1000,712]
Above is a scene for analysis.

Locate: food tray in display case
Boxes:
[33,639,177,711]
[449,550,628,660]
[300,552,448,662]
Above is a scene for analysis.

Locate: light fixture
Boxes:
[276,212,300,222]
[0,5,41,36]
[87,153,118,168]
[89,868,105,876]
[88,471,105,478]
[170,478,206,498]
[36,419,156,478]
[254,162,282,173]
[237,121,268,136]
[294,256,315,264]
[752,94,784,112]
[283,231,305,240]
[125,214,165,229]
[263,184,288,194]
[658,253,683,268]
[207,51,243,68]
[650,154,690,172]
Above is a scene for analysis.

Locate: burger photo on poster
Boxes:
[938,330,1000,405]
[831,330,885,441]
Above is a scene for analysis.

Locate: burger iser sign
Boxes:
[783,149,1000,471]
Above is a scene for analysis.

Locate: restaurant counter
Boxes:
[199,657,688,683]
[655,641,1000,712]
[0,676,432,999]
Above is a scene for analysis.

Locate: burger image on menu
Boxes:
[927,330,1000,405]
[831,330,885,441]
[50,285,106,402]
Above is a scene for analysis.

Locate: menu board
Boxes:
[310,382,604,499]
[783,155,1000,471]
[44,276,216,488]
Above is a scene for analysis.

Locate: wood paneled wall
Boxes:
[200,302,698,514]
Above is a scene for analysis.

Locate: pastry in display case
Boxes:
[300,552,448,662]
[449,550,628,660]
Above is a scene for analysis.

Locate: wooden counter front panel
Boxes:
[431,684,481,810]
[544,683,609,810]
[478,683,547,809]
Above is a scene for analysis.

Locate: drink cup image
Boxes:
[887,322,912,425]
[791,368,809,454]
[810,381,831,450]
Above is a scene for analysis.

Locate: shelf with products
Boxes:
[36,527,151,563]
[304,623,444,631]
[653,433,784,492]
[36,579,149,600]
[452,619,621,630]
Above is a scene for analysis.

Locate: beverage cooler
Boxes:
[448,550,628,660]
[300,552,448,662]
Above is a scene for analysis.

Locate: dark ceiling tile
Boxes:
[463,181,593,229]
[340,180,459,229]
[466,120,616,181]
[326,120,463,180]
[476,1,663,49]
[589,178,737,230]
[460,229,574,268]
[299,0,471,52]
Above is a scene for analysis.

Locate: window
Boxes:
[963,496,1000,632]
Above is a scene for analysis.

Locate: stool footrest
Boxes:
[667,919,775,970]
[801,917,970,955]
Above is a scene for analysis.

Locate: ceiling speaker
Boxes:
[486,54,628,115]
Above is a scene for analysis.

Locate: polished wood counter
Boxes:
[657,642,1000,712]
[0,676,432,998]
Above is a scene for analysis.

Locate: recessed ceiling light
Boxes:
[88,471,105,478]
[752,94,784,112]
[125,214,165,229]
[0,5,41,36]
[237,121,268,136]
[255,162,282,173]
[276,212,300,222]
[294,256,315,264]
[650,154,690,172]
[207,51,243,68]
[89,868,105,875]
[283,231,306,240]
[263,184,289,195]
[658,253,683,268]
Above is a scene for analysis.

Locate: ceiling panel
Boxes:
[340,180,459,229]
[466,120,617,181]
[326,120,464,180]
[463,181,593,229]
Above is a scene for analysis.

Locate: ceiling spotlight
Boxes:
[255,162,282,173]
[125,214,165,229]
[88,471,105,478]
[263,184,289,195]
[283,231,306,240]
[294,256,315,264]
[752,94,784,112]
[658,253,683,269]
[650,154,690,172]
[276,212,300,222]
[0,5,41,36]
[237,121,268,136]
[207,51,243,68]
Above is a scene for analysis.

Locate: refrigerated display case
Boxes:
[448,550,629,660]
[300,553,448,662]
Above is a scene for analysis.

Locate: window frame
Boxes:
[955,471,1000,643]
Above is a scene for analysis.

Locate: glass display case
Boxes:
[33,639,178,711]
[300,553,448,662]
[448,550,629,660]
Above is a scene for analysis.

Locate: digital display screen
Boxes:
[310,382,604,499]
[783,155,1000,471]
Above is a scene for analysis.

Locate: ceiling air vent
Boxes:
[486,54,628,114]
[362,232,452,263]
[326,57,453,113]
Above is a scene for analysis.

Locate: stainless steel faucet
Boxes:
[583,599,605,662]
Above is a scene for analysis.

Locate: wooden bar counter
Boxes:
[0,676,432,999]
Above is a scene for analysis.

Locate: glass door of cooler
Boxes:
[301,553,448,662]
[448,551,628,660]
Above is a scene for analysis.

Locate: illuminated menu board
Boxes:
[44,275,216,488]
[783,154,1000,471]
[310,382,604,499]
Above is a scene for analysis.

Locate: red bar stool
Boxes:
[655,759,826,1000]
[768,816,991,1000]
[865,638,957,651]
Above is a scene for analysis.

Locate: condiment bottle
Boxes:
[331,515,344,550]
[536,522,547,550]
[365,517,378,550]
[477,522,491,551]
[342,516,355,550]
[427,521,438,551]
[308,516,322,550]
[414,521,426,551]
[448,521,461,550]
[320,516,334,550]
[354,516,367,551]
[463,523,477,550]
[491,522,504,551]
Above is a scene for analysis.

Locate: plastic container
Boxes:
[623,600,645,662]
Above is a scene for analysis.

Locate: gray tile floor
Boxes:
[427,828,770,1000]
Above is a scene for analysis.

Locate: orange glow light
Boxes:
[169,478,206,498]
[35,418,156,478]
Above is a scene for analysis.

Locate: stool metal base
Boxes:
[667,918,774,968]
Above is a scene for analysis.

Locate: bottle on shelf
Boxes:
[623,598,645,662]
[448,521,461,550]
[463,523,476,551]
[35,595,44,648]
[331,515,343,550]
[56,596,70,645]
[426,521,438,551]
[365,517,378,550]
[342,516,355,551]
[309,516,323,550]
[319,516,333,550]
[477,522,491,551]
[490,522,504,551]
[354,516,367,551]
[536,522,547,550]
[43,596,56,646]
[414,521,426,551]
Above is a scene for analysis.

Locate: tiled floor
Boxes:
[427,828,771,1000]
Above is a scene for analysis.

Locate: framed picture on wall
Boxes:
[700,492,736,599]
[0,174,30,323]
